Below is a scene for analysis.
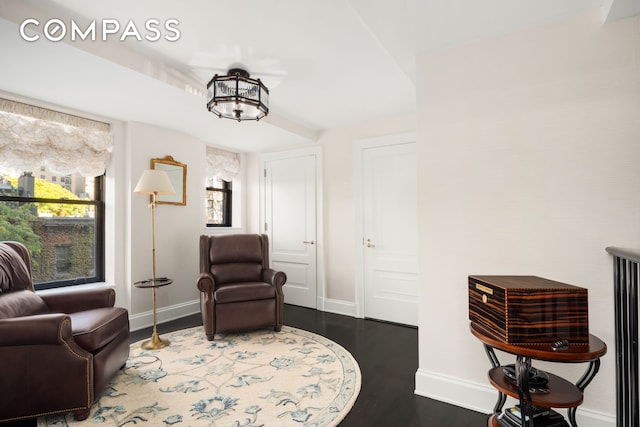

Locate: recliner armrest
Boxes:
[40,287,116,313]
[197,272,215,293]
[0,313,74,346]
[262,268,287,287]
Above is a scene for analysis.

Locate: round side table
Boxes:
[470,323,606,427]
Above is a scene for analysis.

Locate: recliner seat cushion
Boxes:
[214,282,276,304]
[0,290,48,319]
[69,307,129,352]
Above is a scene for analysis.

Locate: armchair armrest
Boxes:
[263,268,287,287]
[0,313,73,346]
[0,313,94,421]
[40,287,116,313]
[197,272,215,294]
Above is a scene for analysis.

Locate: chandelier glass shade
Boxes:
[206,68,269,122]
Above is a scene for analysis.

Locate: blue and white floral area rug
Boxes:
[39,326,361,427]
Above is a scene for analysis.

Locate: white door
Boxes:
[362,141,418,326]
[263,154,317,308]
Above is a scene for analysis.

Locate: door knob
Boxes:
[303,240,315,245]
[366,239,376,248]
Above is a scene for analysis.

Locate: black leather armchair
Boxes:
[0,241,130,422]
[197,234,287,340]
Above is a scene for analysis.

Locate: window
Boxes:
[206,177,232,227]
[205,146,240,228]
[55,245,72,275]
[0,171,105,290]
[0,97,112,291]
[61,175,72,191]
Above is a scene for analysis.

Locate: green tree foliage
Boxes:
[0,201,42,259]
[8,176,88,217]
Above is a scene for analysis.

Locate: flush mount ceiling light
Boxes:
[206,68,269,122]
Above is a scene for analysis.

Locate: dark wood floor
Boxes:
[281,305,489,426]
[4,305,489,426]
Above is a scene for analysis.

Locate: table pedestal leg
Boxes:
[515,355,534,427]
[141,286,169,350]
[483,345,507,414]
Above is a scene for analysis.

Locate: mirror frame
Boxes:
[150,155,187,206]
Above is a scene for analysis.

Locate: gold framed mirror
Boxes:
[151,155,187,205]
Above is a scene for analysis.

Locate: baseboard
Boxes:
[130,297,359,332]
[414,368,615,427]
[129,299,201,332]
[318,297,359,318]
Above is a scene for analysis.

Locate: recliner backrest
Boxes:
[0,241,34,293]
[0,241,48,319]
[205,234,269,285]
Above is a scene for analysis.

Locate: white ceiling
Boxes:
[0,0,637,152]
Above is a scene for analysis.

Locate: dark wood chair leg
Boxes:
[74,408,90,421]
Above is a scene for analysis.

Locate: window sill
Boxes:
[36,282,112,295]
[203,226,245,235]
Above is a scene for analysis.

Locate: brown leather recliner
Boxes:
[0,241,130,423]
[197,234,287,340]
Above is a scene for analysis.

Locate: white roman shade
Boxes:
[206,146,240,182]
[0,98,113,177]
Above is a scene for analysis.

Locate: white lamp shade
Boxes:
[134,169,176,195]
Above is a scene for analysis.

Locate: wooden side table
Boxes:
[134,278,173,349]
[470,323,606,427]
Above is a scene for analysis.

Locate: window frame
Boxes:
[0,175,105,290]
[206,178,233,227]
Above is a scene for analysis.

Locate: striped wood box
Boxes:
[468,275,589,344]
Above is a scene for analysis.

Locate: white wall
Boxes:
[99,9,639,425]
[125,122,204,327]
[245,152,262,233]
[120,122,254,328]
[317,116,416,306]
[245,115,416,309]
[415,10,640,425]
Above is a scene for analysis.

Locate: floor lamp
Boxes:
[134,169,175,349]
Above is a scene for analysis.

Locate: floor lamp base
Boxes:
[140,332,170,350]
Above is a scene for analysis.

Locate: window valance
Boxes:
[206,146,240,182]
[0,98,113,177]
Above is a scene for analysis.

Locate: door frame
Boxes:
[353,132,416,319]
[259,146,324,309]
